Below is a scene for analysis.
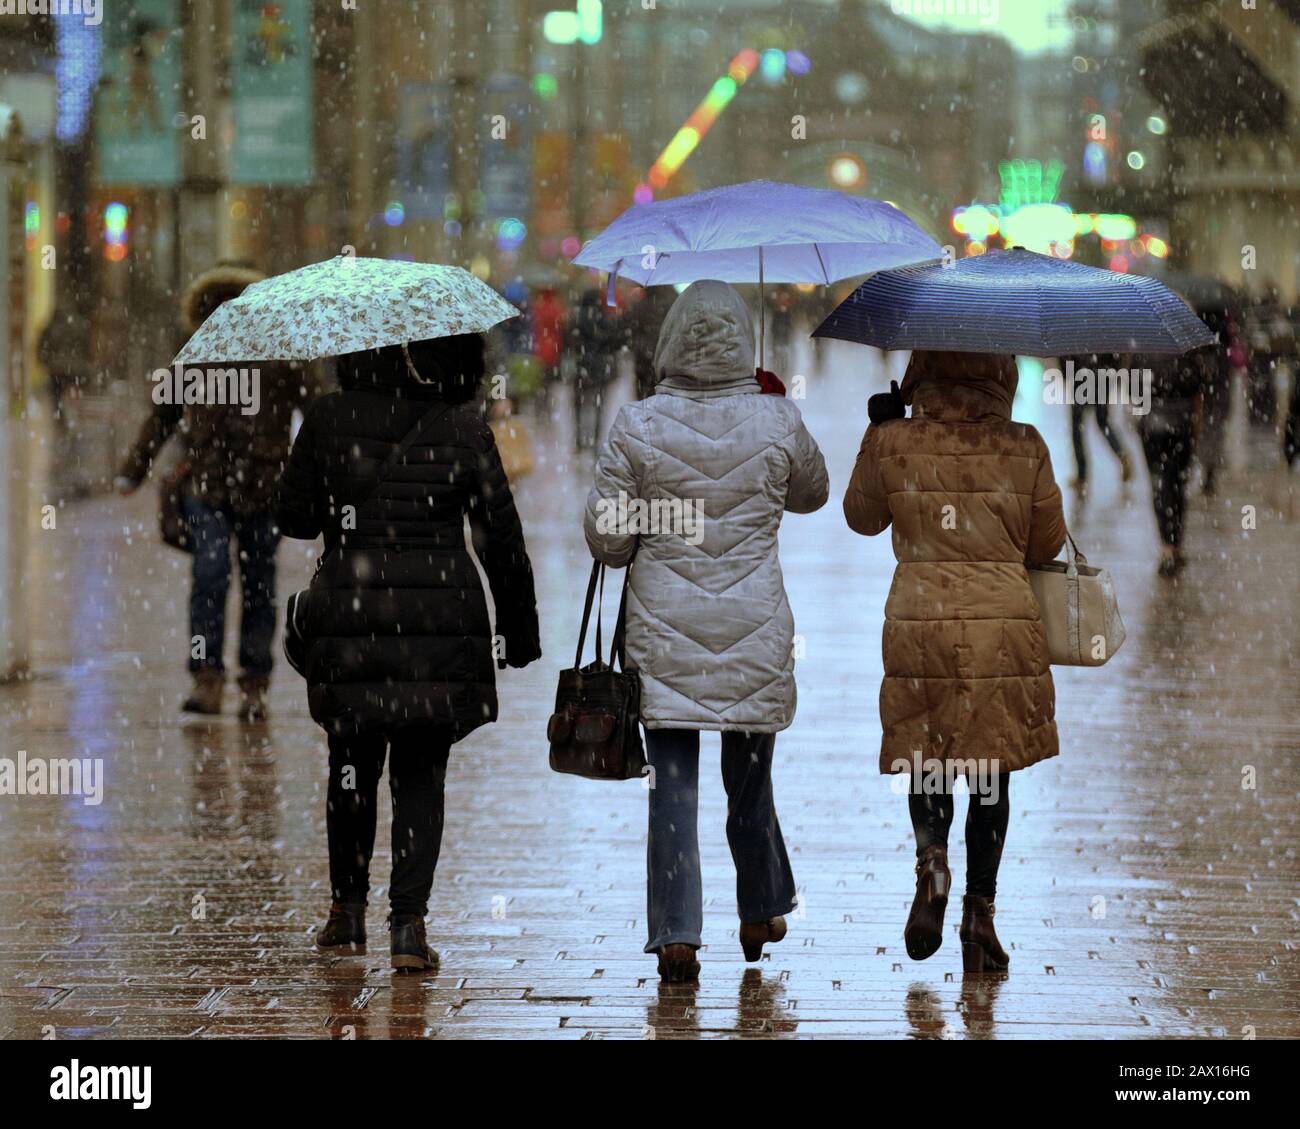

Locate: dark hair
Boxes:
[336,333,485,403]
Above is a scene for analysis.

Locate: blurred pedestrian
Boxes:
[622,285,677,399]
[584,280,828,983]
[1244,282,1286,426]
[116,262,317,721]
[1194,307,1236,496]
[767,285,799,376]
[843,351,1067,974]
[37,308,94,501]
[570,286,620,451]
[530,284,566,412]
[1138,350,1208,577]
[276,333,541,972]
[1063,353,1133,492]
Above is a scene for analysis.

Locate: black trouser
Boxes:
[326,726,451,916]
[1070,401,1125,483]
[908,774,1010,900]
[1140,422,1195,547]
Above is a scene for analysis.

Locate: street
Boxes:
[1,341,1296,1040]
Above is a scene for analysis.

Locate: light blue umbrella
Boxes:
[572,180,943,362]
[812,248,1216,355]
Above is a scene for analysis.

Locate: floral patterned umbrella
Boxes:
[173,255,520,364]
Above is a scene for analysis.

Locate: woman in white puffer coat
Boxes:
[584,279,828,982]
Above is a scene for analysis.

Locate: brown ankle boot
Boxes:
[182,670,224,715]
[237,673,270,722]
[904,845,951,961]
[739,916,788,962]
[656,943,700,983]
[960,894,1009,973]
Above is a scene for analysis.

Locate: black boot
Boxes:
[960,894,1010,973]
[389,913,439,973]
[315,901,366,954]
[904,845,951,961]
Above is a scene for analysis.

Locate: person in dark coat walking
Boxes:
[1137,350,1209,577]
[571,287,621,450]
[275,333,541,971]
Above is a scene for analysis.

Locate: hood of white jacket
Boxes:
[652,280,757,397]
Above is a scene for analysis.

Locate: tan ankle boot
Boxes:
[237,674,270,722]
[182,671,224,715]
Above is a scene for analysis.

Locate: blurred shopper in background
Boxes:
[530,284,567,413]
[1137,350,1209,578]
[116,262,318,721]
[570,285,621,451]
[38,308,95,502]
[1063,352,1133,493]
[623,285,678,399]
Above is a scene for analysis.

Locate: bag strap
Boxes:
[574,560,602,668]
[574,551,637,670]
[1062,530,1086,577]
[610,565,632,670]
[352,401,455,514]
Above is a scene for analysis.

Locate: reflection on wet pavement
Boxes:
[1,341,1296,1039]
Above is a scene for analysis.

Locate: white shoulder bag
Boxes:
[1028,532,1125,667]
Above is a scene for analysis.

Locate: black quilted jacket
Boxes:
[275,365,540,739]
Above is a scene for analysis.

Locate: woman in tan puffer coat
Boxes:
[844,350,1067,973]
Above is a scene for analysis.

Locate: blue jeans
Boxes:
[644,728,798,952]
[183,497,280,676]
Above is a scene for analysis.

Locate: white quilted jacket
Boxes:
[584,281,829,732]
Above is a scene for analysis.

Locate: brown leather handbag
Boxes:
[547,559,646,781]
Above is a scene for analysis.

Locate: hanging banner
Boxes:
[480,75,533,222]
[397,81,452,222]
[94,0,181,186]
[231,0,314,185]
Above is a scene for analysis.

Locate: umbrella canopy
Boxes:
[173,256,519,364]
[571,180,943,286]
[812,248,1217,355]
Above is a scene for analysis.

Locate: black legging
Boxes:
[326,726,451,916]
[908,774,1010,899]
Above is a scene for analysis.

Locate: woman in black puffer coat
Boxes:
[276,333,540,971]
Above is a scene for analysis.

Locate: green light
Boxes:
[533,73,558,100]
[546,1,601,45]
[704,76,737,110]
[1094,213,1137,240]
[998,159,1064,212]
[543,11,578,43]
[578,0,602,44]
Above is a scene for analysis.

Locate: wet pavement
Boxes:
[2,342,1297,1040]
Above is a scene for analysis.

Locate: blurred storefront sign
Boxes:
[397,81,452,222]
[231,0,313,185]
[94,0,181,186]
[479,74,532,221]
[588,132,634,230]
[531,130,572,238]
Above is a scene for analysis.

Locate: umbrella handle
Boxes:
[759,245,765,369]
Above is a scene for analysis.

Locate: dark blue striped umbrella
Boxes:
[812,248,1216,355]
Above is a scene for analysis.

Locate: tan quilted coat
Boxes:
[844,352,1068,774]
